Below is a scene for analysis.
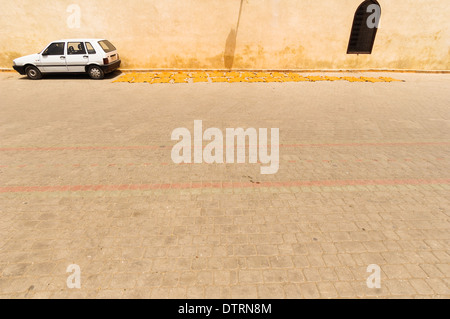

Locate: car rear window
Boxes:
[98,40,117,53]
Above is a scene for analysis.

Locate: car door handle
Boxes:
[60,56,66,59]
[83,56,89,59]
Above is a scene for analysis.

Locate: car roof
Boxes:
[54,39,107,42]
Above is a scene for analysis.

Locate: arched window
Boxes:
[347,0,381,54]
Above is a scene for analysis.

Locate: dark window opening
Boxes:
[347,0,381,54]
[68,42,87,55]
[85,42,96,54]
[43,42,65,56]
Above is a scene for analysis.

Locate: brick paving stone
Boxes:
[257,284,285,299]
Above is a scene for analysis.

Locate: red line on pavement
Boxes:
[1,157,447,170]
[281,142,450,148]
[1,178,448,194]
[0,142,449,152]
[0,146,161,152]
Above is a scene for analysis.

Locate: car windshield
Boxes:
[98,40,116,53]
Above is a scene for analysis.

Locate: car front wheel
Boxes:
[25,66,42,80]
[88,65,105,80]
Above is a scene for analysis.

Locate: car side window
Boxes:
[43,42,65,56]
[85,42,96,54]
[68,42,87,55]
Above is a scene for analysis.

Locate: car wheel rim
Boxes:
[90,68,101,78]
[29,69,37,77]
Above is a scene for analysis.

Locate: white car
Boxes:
[13,39,121,80]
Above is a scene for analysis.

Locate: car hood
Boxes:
[14,54,40,65]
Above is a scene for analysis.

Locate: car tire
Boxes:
[88,65,105,80]
[25,66,42,80]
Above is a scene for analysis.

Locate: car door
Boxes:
[66,42,89,72]
[40,42,68,73]
[84,41,100,63]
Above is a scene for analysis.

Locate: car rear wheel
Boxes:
[25,66,42,80]
[88,65,105,80]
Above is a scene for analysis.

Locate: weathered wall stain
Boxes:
[224,29,237,69]
[0,52,22,68]
[223,0,245,69]
[1,0,449,70]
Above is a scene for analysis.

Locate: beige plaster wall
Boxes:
[1,0,449,70]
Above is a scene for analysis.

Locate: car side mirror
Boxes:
[42,52,48,56]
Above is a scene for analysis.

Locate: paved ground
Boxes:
[0,71,449,299]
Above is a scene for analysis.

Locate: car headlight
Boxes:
[13,60,16,66]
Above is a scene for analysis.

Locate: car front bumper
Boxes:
[13,65,26,75]
[101,60,121,74]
